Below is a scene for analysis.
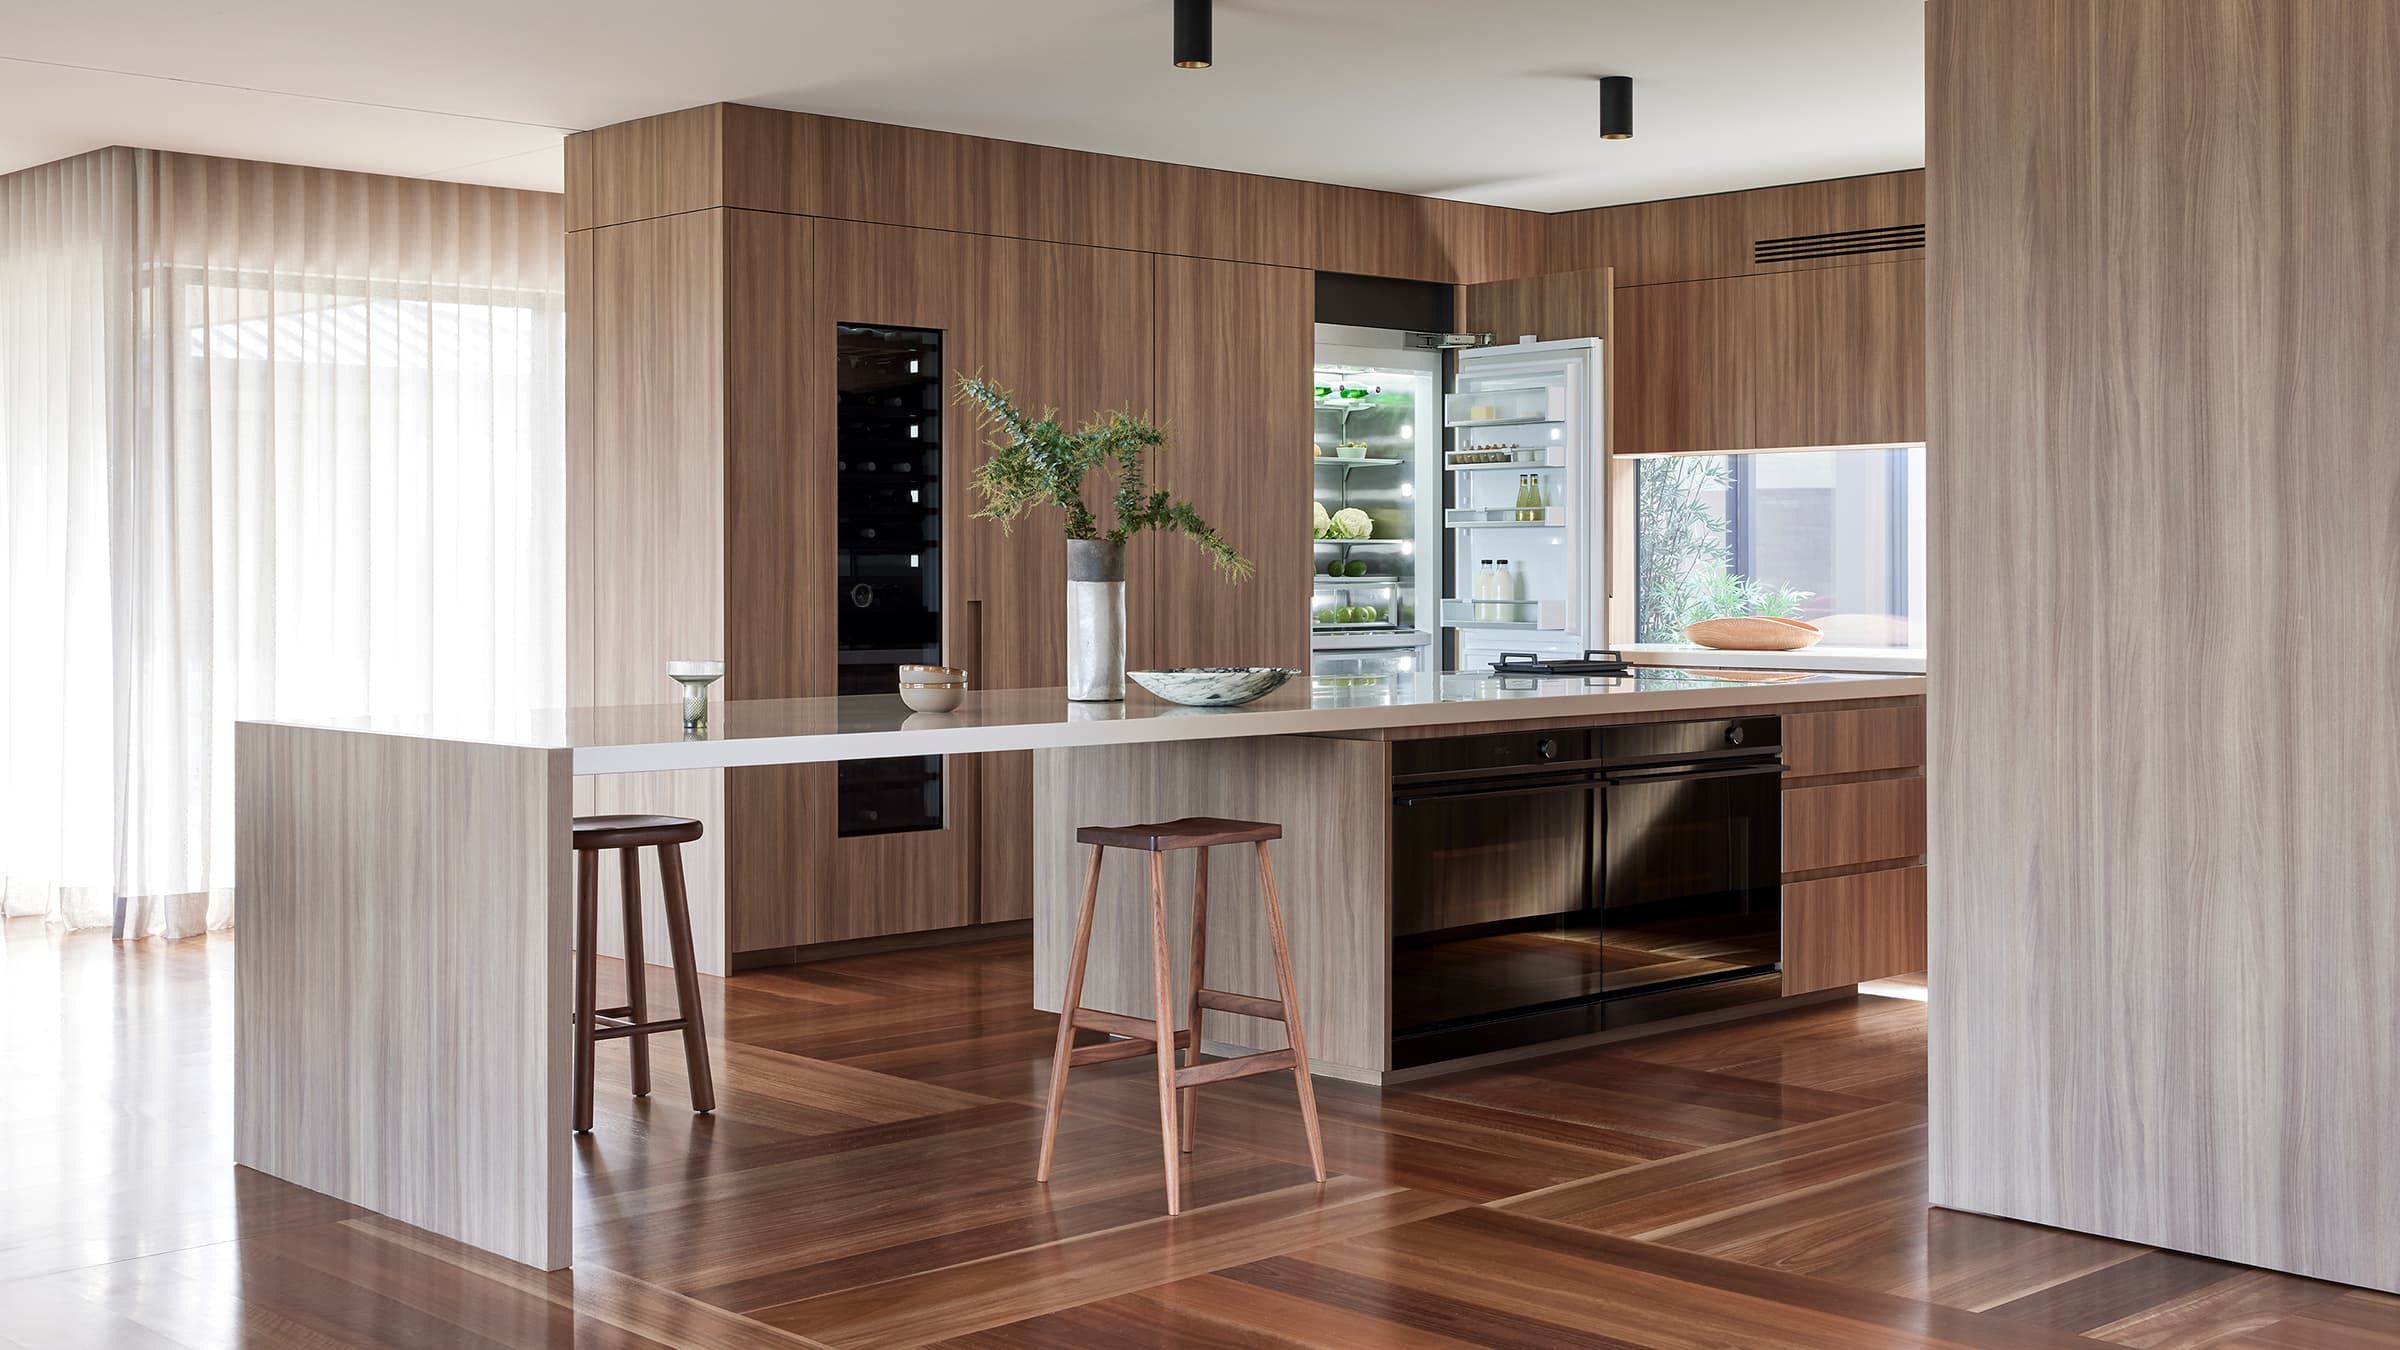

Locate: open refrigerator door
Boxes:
[1441,337,1605,672]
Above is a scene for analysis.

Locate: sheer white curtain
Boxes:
[0,150,130,931]
[1,148,565,937]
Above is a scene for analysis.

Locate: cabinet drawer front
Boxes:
[1782,776,1926,874]
[1782,705,1925,779]
[1782,865,1926,995]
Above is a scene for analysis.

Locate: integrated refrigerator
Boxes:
[1307,328,1606,678]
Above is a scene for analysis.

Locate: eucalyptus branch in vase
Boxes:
[957,375,1252,577]
[957,375,1251,700]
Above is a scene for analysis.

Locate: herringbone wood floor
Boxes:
[4,918,2394,1348]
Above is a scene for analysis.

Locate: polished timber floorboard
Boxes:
[6,919,2398,1348]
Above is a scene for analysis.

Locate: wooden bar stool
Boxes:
[572,814,716,1133]
[1038,816,1326,1215]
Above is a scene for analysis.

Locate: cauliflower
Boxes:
[1330,507,1374,541]
[1312,500,1332,538]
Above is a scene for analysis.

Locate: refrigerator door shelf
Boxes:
[1443,386,1566,427]
[1440,599,1569,630]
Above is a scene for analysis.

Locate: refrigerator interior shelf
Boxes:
[1312,620,1400,632]
[1313,574,1401,587]
[1314,537,1404,549]
[1443,386,1566,428]
[1313,455,1406,469]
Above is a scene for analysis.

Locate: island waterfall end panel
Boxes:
[1929,0,2400,1292]
[234,724,575,1270]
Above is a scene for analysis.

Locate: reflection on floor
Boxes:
[3,917,2394,1348]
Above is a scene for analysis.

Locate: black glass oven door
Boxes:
[1599,761,1782,995]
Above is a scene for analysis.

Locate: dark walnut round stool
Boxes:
[571,814,716,1133]
[1039,816,1326,1215]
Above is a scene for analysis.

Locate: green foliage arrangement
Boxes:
[956,375,1252,580]
[1635,456,1812,641]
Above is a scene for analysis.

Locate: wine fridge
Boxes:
[834,323,945,836]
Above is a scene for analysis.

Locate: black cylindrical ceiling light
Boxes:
[1599,75,1633,140]
[1174,0,1212,69]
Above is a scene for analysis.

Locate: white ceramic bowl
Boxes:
[899,683,966,713]
[1127,667,1299,707]
[899,664,969,686]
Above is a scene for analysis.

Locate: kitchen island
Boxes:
[233,666,1923,1270]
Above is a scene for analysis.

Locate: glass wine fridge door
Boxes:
[835,323,944,836]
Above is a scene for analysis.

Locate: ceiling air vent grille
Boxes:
[1753,223,1926,265]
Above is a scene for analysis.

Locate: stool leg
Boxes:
[657,842,715,1114]
[572,848,600,1134]
[1255,841,1325,1184]
[619,846,651,1099]
[1179,847,1210,1153]
[1147,851,1183,1216]
[1037,844,1104,1183]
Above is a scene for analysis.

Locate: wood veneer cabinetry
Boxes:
[1547,170,1924,287]
[1777,703,1926,996]
[1755,259,1925,448]
[1611,277,1746,455]
[1463,267,1613,346]
[1611,260,1923,455]
[1137,256,1312,672]
[569,103,1547,285]
[1783,866,1925,996]
[1782,704,1925,779]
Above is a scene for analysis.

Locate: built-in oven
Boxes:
[1390,717,1783,1068]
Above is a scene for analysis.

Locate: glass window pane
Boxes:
[1634,447,1924,648]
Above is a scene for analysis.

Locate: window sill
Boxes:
[1615,643,1927,675]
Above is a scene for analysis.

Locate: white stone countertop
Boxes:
[243,668,1925,775]
[1616,643,1928,674]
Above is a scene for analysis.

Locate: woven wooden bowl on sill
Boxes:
[1682,616,1825,652]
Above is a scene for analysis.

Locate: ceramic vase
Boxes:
[1065,538,1126,701]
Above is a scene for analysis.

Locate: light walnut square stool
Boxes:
[1038,816,1326,1214]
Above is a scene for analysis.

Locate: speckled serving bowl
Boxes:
[1127,667,1300,707]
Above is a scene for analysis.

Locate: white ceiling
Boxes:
[0,0,1924,212]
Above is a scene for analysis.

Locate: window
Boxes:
[1633,447,1925,648]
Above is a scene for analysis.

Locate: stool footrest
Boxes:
[593,1016,691,1042]
[1072,1008,1168,1041]
[1195,989,1287,1022]
[1069,1031,1192,1067]
[1174,1048,1297,1089]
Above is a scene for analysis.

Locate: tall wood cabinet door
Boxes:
[1753,259,1926,449]
[1136,256,1313,671]
[1463,267,1613,345]
[788,220,983,946]
[964,236,1156,923]
[1609,278,1751,455]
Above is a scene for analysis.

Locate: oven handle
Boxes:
[1601,761,1785,787]
[1392,775,1598,807]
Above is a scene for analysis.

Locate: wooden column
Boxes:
[1929,0,2400,1292]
